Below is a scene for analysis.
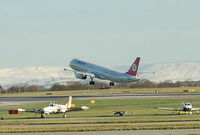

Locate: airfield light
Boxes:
[91,100,96,104]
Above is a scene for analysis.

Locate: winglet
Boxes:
[126,57,140,76]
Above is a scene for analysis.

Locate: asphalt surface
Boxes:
[1,92,200,101]
[1,93,200,107]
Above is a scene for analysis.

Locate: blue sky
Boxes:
[0,0,200,67]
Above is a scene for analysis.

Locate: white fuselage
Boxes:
[70,59,139,83]
[43,103,68,114]
[183,103,193,111]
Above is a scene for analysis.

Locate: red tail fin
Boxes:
[126,57,140,76]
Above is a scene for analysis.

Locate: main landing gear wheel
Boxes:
[41,113,46,119]
[63,112,67,118]
[89,81,95,85]
[109,82,115,86]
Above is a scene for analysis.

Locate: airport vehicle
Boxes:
[19,96,75,118]
[0,113,3,120]
[65,57,140,86]
[113,111,127,116]
[155,102,200,115]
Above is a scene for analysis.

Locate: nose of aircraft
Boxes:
[69,59,78,69]
[185,103,192,110]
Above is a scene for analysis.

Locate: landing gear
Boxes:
[41,113,46,119]
[109,82,115,86]
[63,112,67,118]
[177,111,181,115]
[89,81,95,85]
[89,77,95,85]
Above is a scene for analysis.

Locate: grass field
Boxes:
[1,93,200,132]
[2,98,200,118]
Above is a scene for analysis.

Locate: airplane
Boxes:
[155,102,200,115]
[19,96,89,118]
[64,57,140,86]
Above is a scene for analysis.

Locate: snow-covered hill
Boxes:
[0,61,200,88]
[116,61,200,82]
[0,67,77,88]
[140,62,200,82]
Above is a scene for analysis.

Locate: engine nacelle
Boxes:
[75,73,87,79]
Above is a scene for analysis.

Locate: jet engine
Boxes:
[75,73,87,79]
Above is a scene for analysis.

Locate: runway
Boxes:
[1,93,200,100]
[1,92,200,107]
[1,92,200,100]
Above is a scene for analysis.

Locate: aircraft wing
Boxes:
[18,108,44,113]
[0,108,26,113]
[155,107,182,111]
[75,71,95,78]
[69,106,90,112]
[64,68,95,78]
[191,108,200,111]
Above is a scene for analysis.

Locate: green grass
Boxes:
[1,123,200,133]
[1,94,200,132]
[1,115,200,125]
[2,98,200,119]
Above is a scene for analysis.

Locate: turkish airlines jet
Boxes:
[65,57,140,86]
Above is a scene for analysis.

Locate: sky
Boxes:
[0,0,200,68]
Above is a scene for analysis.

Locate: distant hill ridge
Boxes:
[115,61,200,82]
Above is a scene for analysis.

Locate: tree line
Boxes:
[0,80,199,93]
